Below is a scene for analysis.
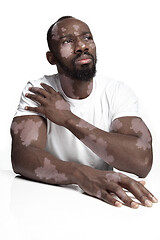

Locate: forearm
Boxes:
[65,114,152,177]
[11,145,82,185]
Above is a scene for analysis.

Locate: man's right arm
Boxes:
[10,115,79,185]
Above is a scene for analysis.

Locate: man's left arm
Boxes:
[25,83,152,178]
[65,115,152,178]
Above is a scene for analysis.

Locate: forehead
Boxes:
[51,18,91,39]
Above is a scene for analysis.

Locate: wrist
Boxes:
[67,161,86,185]
[63,111,75,128]
[71,162,92,186]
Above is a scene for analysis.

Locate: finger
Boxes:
[123,180,154,207]
[25,93,46,105]
[115,186,139,208]
[29,87,49,98]
[108,184,139,209]
[100,190,123,208]
[40,83,56,94]
[24,106,44,115]
[139,180,146,186]
[137,183,158,203]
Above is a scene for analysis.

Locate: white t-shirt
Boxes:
[14,74,139,170]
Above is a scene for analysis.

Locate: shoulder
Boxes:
[94,75,135,97]
[27,74,59,90]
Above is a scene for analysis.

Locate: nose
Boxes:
[74,40,89,54]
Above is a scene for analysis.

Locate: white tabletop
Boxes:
[0,169,159,240]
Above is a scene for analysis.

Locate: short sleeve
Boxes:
[110,81,140,121]
[14,81,43,118]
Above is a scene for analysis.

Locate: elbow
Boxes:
[11,154,19,174]
[11,149,21,175]
[137,150,153,178]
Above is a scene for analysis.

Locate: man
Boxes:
[11,16,158,208]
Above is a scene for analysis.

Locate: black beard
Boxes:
[55,52,97,81]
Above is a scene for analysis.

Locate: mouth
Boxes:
[74,54,93,65]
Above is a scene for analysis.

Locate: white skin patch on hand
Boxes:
[110,119,123,132]
[35,158,68,182]
[105,172,121,183]
[11,120,42,147]
[55,99,70,111]
[81,134,114,164]
[96,190,102,198]
[130,118,151,150]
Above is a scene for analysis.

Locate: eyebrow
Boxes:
[59,32,92,39]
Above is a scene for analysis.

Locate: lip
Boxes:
[75,54,92,64]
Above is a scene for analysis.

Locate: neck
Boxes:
[58,73,93,99]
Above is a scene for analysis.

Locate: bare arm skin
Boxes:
[11,115,78,185]
[66,116,152,178]
[25,83,152,177]
[11,84,158,208]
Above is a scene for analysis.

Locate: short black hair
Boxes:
[47,16,74,51]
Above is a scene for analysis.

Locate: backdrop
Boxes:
[0,0,159,176]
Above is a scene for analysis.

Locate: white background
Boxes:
[0,0,160,171]
[0,1,160,239]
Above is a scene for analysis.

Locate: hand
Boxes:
[25,83,72,126]
[77,166,158,208]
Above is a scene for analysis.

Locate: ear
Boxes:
[46,51,56,65]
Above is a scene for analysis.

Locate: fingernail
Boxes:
[131,202,139,209]
[145,199,153,207]
[115,201,122,207]
[151,196,158,203]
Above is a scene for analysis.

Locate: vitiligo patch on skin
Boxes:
[59,74,93,99]
[89,42,96,49]
[78,41,85,48]
[75,120,96,131]
[74,31,79,36]
[105,172,121,183]
[110,119,123,132]
[55,99,70,111]
[81,134,114,165]
[60,44,73,59]
[73,25,80,31]
[35,158,68,182]
[61,27,66,32]
[11,119,42,147]
[96,190,102,198]
[59,74,79,98]
[130,118,151,150]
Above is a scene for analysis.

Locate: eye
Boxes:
[63,39,73,44]
[84,35,93,41]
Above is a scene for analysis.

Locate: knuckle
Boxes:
[129,180,138,189]
[39,88,44,95]
[114,186,122,194]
